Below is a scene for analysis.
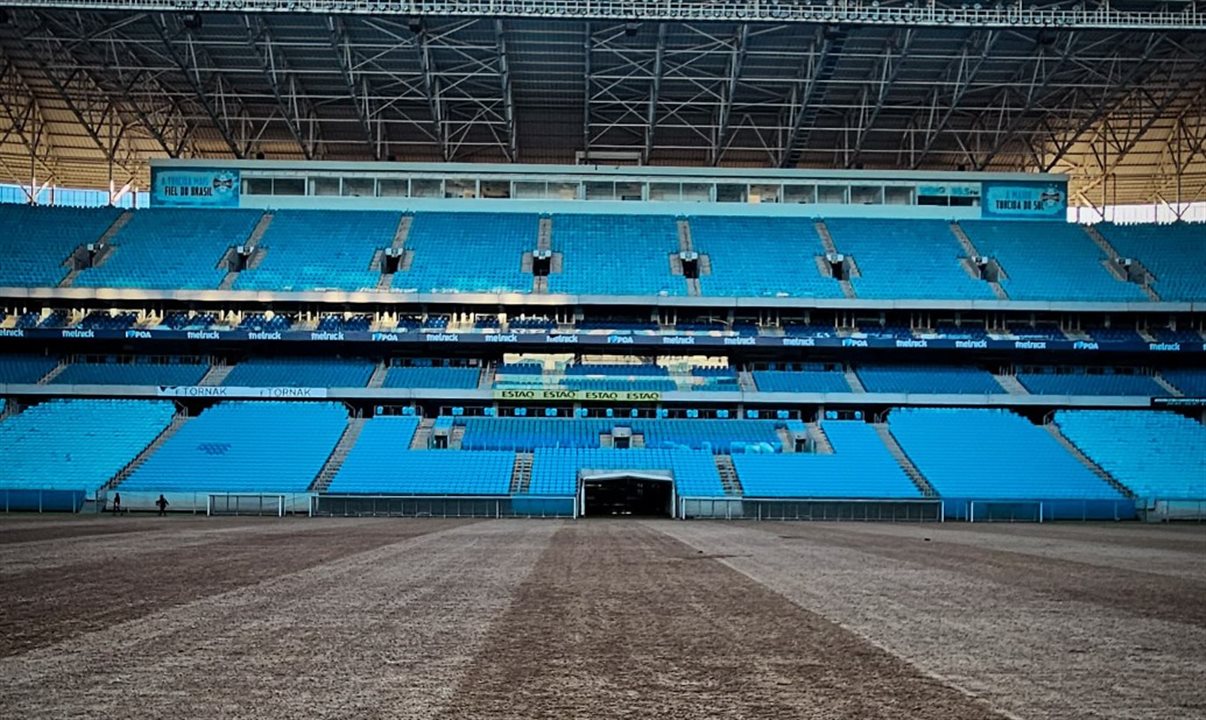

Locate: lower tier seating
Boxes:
[382,365,480,389]
[530,448,723,496]
[855,365,1002,394]
[332,417,511,495]
[0,399,174,492]
[1055,410,1206,499]
[733,421,918,498]
[459,417,783,453]
[888,408,1125,499]
[0,354,58,384]
[753,368,851,393]
[119,402,347,493]
[1016,369,1168,396]
[1161,369,1206,396]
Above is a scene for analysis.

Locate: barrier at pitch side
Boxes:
[679,497,943,521]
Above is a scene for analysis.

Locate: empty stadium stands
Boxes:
[734,421,920,498]
[855,365,1003,394]
[0,354,58,384]
[688,216,841,298]
[50,358,209,386]
[548,214,682,295]
[0,205,121,287]
[75,209,262,290]
[0,399,174,492]
[888,408,1126,499]
[1015,368,1168,396]
[1162,369,1206,396]
[1095,222,1206,301]
[235,210,396,291]
[222,358,375,388]
[530,448,723,496]
[1055,410,1206,498]
[958,220,1148,301]
[459,417,782,452]
[119,402,347,494]
[752,366,851,393]
[395,212,536,293]
[824,218,996,300]
[382,363,480,389]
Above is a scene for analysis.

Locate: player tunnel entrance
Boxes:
[578,470,675,518]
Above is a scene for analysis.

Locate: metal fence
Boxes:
[680,497,943,522]
[315,494,576,518]
[1139,498,1206,523]
[948,498,1140,523]
[93,490,313,515]
[0,489,85,513]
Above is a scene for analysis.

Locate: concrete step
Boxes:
[677,219,693,252]
[392,215,413,250]
[775,426,795,453]
[38,360,69,385]
[814,220,838,255]
[805,422,834,454]
[537,217,552,252]
[993,373,1030,395]
[106,414,191,491]
[367,363,389,389]
[843,367,866,393]
[197,364,232,387]
[1044,423,1135,499]
[874,423,936,497]
[310,417,367,492]
[737,369,757,392]
[510,452,534,494]
[1153,372,1184,397]
[714,454,743,496]
[409,417,435,450]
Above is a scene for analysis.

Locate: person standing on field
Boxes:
[112,492,121,515]
[156,494,169,516]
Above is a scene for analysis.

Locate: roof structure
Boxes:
[1,0,1204,208]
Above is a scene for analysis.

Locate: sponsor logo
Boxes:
[160,386,230,397]
[0,329,25,338]
[584,391,619,401]
[310,332,345,341]
[541,389,577,400]
[260,387,318,398]
[723,337,756,346]
[782,337,816,347]
[662,336,695,345]
[484,334,519,343]
[425,333,458,342]
[841,338,869,347]
[626,391,661,401]
[497,389,537,399]
[61,329,95,338]
[247,331,282,340]
[606,335,634,344]
[1072,341,1100,350]
[187,331,220,340]
[954,339,988,349]
[1014,340,1047,349]
[1149,343,1180,352]
[371,332,401,342]
[546,334,578,343]
[124,330,152,339]
[895,339,928,348]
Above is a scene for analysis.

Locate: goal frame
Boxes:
[206,493,286,517]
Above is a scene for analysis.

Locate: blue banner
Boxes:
[981,181,1068,219]
[151,167,241,208]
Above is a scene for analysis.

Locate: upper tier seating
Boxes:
[120,402,347,493]
[0,354,58,384]
[752,367,851,393]
[855,364,1003,394]
[50,358,209,386]
[824,218,995,300]
[0,399,174,492]
[888,408,1126,499]
[958,220,1147,301]
[548,214,682,295]
[0,205,120,287]
[1054,410,1206,498]
[460,417,782,453]
[394,212,537,293]
[75,209,262,290]
[331,417,512,494]
[235,210,396,291]
[223,358,375,388]
[733,420,919,498]
[1016,369,1168,396]
[1095,222,1206,301]
[382,365,480,389]
[530,448,723,496]
[1161,369,1206,396]
[689,216,842,298]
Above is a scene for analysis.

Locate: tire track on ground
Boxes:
[440,521,1008,720]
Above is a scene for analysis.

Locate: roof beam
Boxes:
[711,23,748,166]
[495,19,517,163]
[779,27,839,168]
[643,23,667,165]
[243,15,320,160]
[848,27,914,168]
[909,29,1001,169]
[150,17,244,158]
[328,16,378,159]
[414,20,449,162]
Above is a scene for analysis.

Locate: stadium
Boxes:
[1,0,1204,717]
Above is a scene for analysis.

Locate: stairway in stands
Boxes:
[510,452,534,493]
[843,366,866,392]
[1152,372,1183,397]
[714,455,743,496]
[813,220,856,298]
[376,215,414,290]
[873,423,936,496]
[104,413,192,491]
[1083,224,1160,301]
[1043,423,1135,499]
[367,363,389,389]
[950,222,1009,300]
[310,417,367,492]
[60,211,132,288]
[197,362,233,387]
[37,360,69,385]
[219,212,274,290]
[409,417,435,450]
[805,422,834,454]
[993,372,1029,395]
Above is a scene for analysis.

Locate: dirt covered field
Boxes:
[1,516,1203,719]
